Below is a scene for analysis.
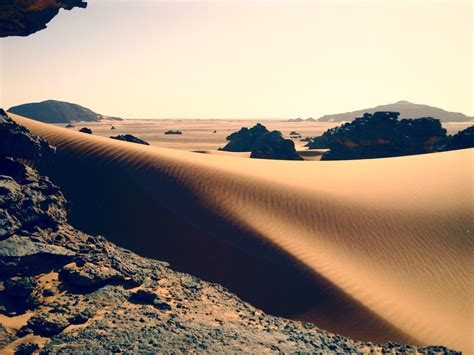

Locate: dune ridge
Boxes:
[10,114,473,353]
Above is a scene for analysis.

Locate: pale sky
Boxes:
[1,0,472,119]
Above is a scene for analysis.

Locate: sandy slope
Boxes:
[10,114,473,353]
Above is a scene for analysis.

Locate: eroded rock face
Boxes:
[0,0,87,37]
[222,123,303,160]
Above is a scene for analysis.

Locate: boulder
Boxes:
[19,313,70,337]
[79,127,92,134]
[110,134,149,145]
[0,236,74,275]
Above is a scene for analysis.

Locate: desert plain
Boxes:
[6,114,473,353]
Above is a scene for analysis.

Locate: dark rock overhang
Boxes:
[0,0,87,37]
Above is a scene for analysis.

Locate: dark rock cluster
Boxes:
[0,0,86,37]
[164,130,183,135]
[0,110,460,353]
[221,123,303,160]
[443,126,474,151]
[306,111,452,160]
[110,134,150,145]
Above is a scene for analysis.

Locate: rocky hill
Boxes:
[317,101,473,123]
[8,100,122,124]
[0,111,460,353]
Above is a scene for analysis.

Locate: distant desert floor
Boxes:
[55,119,338,152]
[11,114,474,353]
[54,119,472,153]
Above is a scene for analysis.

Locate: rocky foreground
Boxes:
[0,111,459,353]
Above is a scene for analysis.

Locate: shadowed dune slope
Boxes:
[10,114,473,353]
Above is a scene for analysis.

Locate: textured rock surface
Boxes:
[0,109,54,160]
[0,115,460,353]
[0,0,87,37]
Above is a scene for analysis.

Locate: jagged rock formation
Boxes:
[110,134,150,145]
[8,100,122,123]
[0,110,460,353]
[221,123,302,160]
[317,100,473,123]
[304,111,447,160]
[0,0,87,37]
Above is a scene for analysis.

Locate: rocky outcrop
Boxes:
[110,134,149,145]
[306,111,447,160]
[0,109,54,160]
[221,123,303,160]
[0,0,87,37]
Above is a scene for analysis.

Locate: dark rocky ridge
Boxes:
[0,111,460,353]
[8,100,122,124]
[0,0,87,37]
[222,123,303,160]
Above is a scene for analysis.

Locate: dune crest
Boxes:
[10,114,473,353]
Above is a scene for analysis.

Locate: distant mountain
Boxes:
[317,101,473,123]
[8,100,122,123]
[286,117,315,122]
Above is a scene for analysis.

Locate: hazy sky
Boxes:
[1,0,472,119]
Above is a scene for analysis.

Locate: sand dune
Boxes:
[10,114,473,353]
